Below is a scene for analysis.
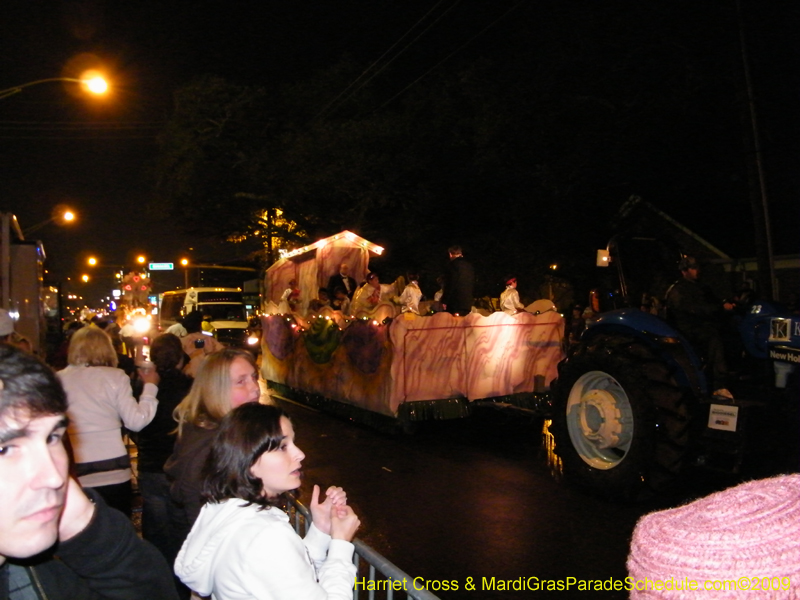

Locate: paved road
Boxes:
[275,399,698,599]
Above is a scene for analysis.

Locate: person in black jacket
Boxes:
[441,245,475,316]
[0,344,178,600]
[135,333,193,563]
[327,262,358,300]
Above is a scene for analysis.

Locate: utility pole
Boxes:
[735,0,776,300]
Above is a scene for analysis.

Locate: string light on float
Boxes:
[281,230,384,260]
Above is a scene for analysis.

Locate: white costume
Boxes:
[397,281,422,314]
[175,499,356,600]
[499,285,525,315]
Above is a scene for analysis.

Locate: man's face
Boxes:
[339,264,349,276]
[0,411,68,564]
[683,265,699,281]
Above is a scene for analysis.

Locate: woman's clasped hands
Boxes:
[309,484,361,542]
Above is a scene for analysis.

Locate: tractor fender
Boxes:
[580,308,706,396]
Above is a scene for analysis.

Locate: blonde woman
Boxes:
[164,348,262,552]
[57,325,160,516]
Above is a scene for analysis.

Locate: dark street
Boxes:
[278,398,689,599]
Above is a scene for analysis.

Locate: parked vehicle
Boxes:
[1,213,50,357]
[159,287,260,352]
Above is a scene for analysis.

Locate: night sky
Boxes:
[1,0,796,304]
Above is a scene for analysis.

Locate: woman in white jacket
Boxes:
[58,324,159,516]
[175,403,360,600]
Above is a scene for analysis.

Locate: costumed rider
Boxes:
[499,276,526,315]
[327,263,357,300]
[665,256,735,399]
[395,272,422,315]
[441,245,475,316]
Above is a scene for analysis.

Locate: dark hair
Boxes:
[150,333,184,372]
[202,403,290,509]
[0,344,67,422]
[182,311,203,334]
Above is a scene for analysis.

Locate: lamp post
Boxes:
[181,258,190,288]
[0,76,108,101]
[22,208,76,237]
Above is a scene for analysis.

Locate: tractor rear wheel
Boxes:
[553,334,691,500]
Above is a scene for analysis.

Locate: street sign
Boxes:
[148,262,174,271]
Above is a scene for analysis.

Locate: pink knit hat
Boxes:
[627,474,800,599]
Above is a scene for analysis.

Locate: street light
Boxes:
[0,76,109,101]
[22,207,77,237]
[181,258,190,288]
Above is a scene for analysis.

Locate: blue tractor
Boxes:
[551,236,799,500]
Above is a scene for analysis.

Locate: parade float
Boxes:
[260,231,565,425]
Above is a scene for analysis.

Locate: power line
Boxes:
[374,0,525,113]
[311,0,460,123]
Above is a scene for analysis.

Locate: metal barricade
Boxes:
[287,497,441,600]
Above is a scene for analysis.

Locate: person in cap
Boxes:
[499,276,526,315]
[665,256,735,399]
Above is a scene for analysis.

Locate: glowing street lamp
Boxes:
[23,206,77,237]
[81,274,90,283]
[0,76,109,101]
[180,258,190,288]
[84,76,108,94]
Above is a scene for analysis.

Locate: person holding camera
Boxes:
[57,325,160,517]
[180,311,222,378]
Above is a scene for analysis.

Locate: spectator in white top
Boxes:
[57,325,160,516]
